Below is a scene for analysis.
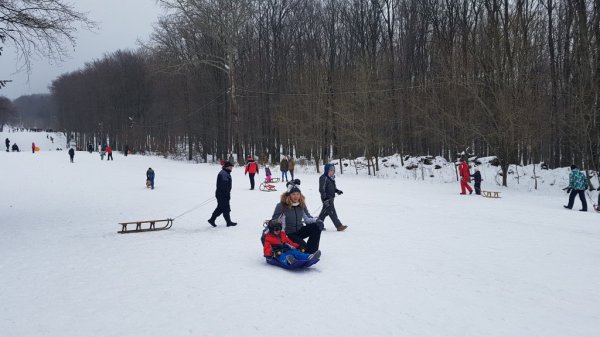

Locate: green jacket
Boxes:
[569,169,588,190]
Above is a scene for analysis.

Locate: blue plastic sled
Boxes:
[266,257,320,270]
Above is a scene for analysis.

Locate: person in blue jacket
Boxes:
[146,168,155,189]
[208,161,237,227]
[564,165,588,211]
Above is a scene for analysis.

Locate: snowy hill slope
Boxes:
[0,127,67,151]
[0,149,599,337]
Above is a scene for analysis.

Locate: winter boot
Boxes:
[337,224,348,232]
[207,218,217,227]
[308,250,321,260]
[286,254,297,265]
[224,212,237,227]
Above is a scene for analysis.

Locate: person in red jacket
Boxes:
[459,158,473,195]
[106,145,113,161]
[244,155,259,190]
[31,142,35,154]
[263,219,320,265]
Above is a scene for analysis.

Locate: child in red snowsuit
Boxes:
[263,219,320,265]
[459,159,473,195]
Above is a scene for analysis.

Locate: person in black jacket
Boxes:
[68,148,75,163]
[318,163,347,231]
[473,167,482,195]
[208,161,237,227]
[5,138,9,152]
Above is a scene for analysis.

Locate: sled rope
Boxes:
[173,197,216,219]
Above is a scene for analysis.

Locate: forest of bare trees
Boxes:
[47,0,600,184]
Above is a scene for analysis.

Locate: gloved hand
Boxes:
[336,190,343,195]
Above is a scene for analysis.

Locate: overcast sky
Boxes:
[0,0,164,100]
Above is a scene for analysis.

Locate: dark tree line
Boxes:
[48,0,600,186]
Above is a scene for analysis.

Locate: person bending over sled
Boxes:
[263,219,321,265]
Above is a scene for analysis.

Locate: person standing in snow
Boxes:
[280,156,289,182]
[5,138,9,152]
[318,163,348,231]
[106,145,113,161]
[271,180,323,254]
[244,156,259,190]
[146,167,155,190]
[208,161,237,227]
[31,142,35,154]
[288,157,296,180]
[99,143,105,160]
[124,144,129,157]
[564,165,588,212]
[68,148,75,163]
[265,165,273,183]
[458,158,473,195]
[473,167,482,195]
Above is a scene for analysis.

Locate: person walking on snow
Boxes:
[99,143,105,160]
[244,156,259,190]
[459,158,473,195]
[564,165,588,212]
[5,138,9,152]
[208,161,237,227]
[263,218,321,265]
[318,163,348,231]
[146,167,155,190]
[280,156,289,182]
[473,167,482,195]
[106,145,113,161]
[288,157,296,180]
[31,142,35,154]
[68,148,75,163]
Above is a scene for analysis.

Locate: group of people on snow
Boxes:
[207,157,348,266]
[98,143,114,161]
[458,157,482,195]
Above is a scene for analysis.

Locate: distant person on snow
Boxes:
[146,168,155,189]
[473,167,482,195]
[99,143,105,160]
[208,161,237,227]
[68,148,75,163]
[265,165,273,183]
[271,180,323,254]
[124,144,129,157]
[31,142,35,154]
[459,158,473,195]
[11,143,19,152]
[288,157,296,180]
[5,138,9,152]
[263,218,321,265]
[318,163,347,231]
[280,156,289,182]
[244,156,259,190]
[106,145,113,161]
[564,165,588,212]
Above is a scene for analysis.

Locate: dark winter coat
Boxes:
[5,138,9,146]
[319,163,340,201]
[473,171,482,184]
[147,168,155,180]
[272,202,316,235]
[68,148,75,157]
[215,168,232,201]
[280,159,289,172]
[265,167,272,177]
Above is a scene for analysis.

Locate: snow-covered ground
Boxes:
[1,128,67,152]
[1,142,599,336]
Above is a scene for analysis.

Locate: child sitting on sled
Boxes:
[263,219,320,265]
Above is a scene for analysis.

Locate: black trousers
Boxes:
[474,182,481,195]
[249,173,255,190]
[107,153,113,160]
[567,189,587,211]
[318,198,342,228]
[69,155,74,163]
[287,223,322,254]
[210,198,232,223]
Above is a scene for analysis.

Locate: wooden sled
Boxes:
[265,177,280,183]
[481,191,501,198]
[118,218,173,234]
[259,182,277,192]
